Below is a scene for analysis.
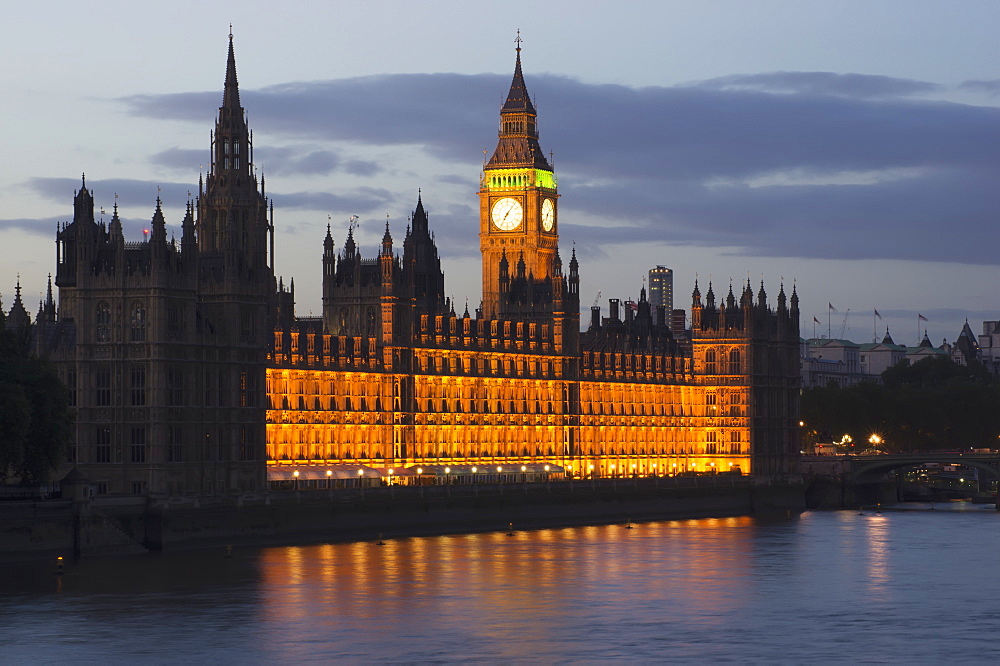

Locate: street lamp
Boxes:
[293,469,299,490]
[326,469,332,489]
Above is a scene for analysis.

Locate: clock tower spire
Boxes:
[479,34,559,318]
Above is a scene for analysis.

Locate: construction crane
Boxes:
[839,309,851,338]
[592,290,602,308]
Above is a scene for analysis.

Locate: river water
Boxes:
[3,503,999,663]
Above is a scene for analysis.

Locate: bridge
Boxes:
[848,452,1000,485]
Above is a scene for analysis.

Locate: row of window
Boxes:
[87,365,256,408]
[89,425,257,463]
[704,349,743,374]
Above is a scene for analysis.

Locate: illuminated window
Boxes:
[728,349,741,374]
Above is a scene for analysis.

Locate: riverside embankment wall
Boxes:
[1,477,804,559]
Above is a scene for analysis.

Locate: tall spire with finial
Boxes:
[485,32,550,170]
[223,25,240,111]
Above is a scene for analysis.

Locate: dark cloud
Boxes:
[27,177,196,207]
[958,79,1000,96]
[151,145,381,178]
[276,187,394,214]
[0,217,62,237]
[116,71,1000,266]
[691,72,943,98]
[343,160,381,177]
[151,148,208,171]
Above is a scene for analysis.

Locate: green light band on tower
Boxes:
[484,168,557,190]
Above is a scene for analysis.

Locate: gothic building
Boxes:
[11,36,802,494]
[31,36,274,494]
[266,44,802,484]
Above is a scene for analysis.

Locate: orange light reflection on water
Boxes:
[258,516,758,656]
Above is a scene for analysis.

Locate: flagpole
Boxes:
[828,305,831,339]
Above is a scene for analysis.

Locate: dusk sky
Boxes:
[2,1,998,347]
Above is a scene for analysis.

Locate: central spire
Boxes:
[223,28,241,111]
[502,31,536,115]
[486,34,551,171]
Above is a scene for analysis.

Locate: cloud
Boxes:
[151,145,381,178]
[26,177,196,207]
[958,79,1000,96]
[0,217,62,237]
[277,187,395,214]
[115,71,1000,266]
[691,72,943,98]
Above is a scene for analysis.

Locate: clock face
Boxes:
[541,198,555,232]
[491,197,523,231]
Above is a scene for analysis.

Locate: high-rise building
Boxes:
[9,36,803,493]
[648,266,673,314]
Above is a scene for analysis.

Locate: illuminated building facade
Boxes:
[267,45,802,482]
[28,37,800,495]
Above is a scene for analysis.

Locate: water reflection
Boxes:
[4,506,1000,662]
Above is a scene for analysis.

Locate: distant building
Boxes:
[648,266,673,314]
[979,321,1000,374]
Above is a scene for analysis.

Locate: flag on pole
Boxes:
[828,303,837,312]
[918,314,928,321]
[813,317,820,324]
[874,308,882,319]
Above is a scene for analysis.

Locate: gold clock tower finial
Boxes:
[479,39,559,318]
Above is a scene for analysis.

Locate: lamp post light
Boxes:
[326,469,332,490]
[293,469,300,491]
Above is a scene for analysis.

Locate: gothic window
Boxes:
[130,366,146,406]
[168,425,183,463]
[95,428,112,463]
[705,349,717,374]
[95,367,112,407]
[224,140,230,155]
[168,302,182,340]
[66,369,77,407]
[167,366,183,406]
[130,427,146,463]
[728,349,741,374]
[96,301,111,342]
[240,305,256,343]
[130,302,146,342]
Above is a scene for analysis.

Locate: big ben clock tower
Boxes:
[480,36,559,318]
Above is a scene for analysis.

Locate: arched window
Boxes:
[130,302,146,342]
[728,349,741,374]
[96,302,111,342]
[705,349,717,375]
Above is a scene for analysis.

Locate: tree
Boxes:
[0,329,72,485]
[802,358,1000,454]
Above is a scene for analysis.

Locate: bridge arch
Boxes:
[849,453,1000,485]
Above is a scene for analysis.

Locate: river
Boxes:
[3,503,999,663]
